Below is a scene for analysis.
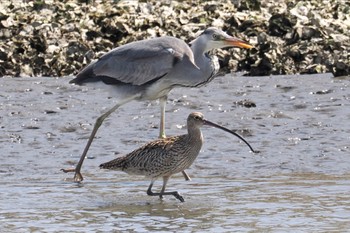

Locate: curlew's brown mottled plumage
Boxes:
[100,112,256,202]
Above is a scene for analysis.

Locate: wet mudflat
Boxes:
[1,73,349,232]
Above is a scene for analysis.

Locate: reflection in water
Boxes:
[1,74,350,231]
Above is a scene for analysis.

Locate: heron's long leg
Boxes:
[146,177,184,202]
[61,95,139,182]
[159,96,167,139]
[181,171,191,181]
[159,96,191,181]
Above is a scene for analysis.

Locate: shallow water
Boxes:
[1,73,349,232]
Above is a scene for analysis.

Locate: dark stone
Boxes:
[268,14,294,37]
[0,51,7,61]
[203,4,217,13]
[301,27,321,40]
[235,99,257,108]
[30,34,47,53]
[86,30,100,40]
[333,61,350,77]
[248,56,273,76]
[287,48,304,62]
[285,28,300,45]
[236,0,261,11]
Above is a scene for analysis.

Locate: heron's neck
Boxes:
[191,42,220,83]
[190,42,211,71]
[190,40,208,60]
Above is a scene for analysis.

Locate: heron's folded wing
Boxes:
[92,39,189,86]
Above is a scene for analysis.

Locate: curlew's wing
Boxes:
[70,36,196,86]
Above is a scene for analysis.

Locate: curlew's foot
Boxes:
[173,192,185,202]
[147,187,184,202]
[159,192,184,202]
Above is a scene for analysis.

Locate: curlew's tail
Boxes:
[99,157,127,170]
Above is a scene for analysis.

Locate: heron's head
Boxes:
[190,27,253,52]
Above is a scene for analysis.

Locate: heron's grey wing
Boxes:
[91,38,192,86]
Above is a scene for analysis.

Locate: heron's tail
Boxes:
[99,157,127,170]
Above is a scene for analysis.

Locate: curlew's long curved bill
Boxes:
[203,119,256,153]
[224,37,253,49]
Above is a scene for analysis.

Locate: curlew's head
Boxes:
[187,112,205,128]
[187,112,256,153]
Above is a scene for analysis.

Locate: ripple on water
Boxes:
[1,74,350,231]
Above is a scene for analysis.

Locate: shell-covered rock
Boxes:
[0,0,349,77]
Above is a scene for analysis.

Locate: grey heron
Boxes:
[61,27,253,182]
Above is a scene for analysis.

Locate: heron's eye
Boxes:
[212,34,219,40]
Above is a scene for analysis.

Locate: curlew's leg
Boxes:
[159,96,191,182]
[146,177,185,202]
[61,95,138,182]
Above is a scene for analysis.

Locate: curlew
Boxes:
[100,112,256,202]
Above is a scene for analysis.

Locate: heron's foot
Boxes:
[60,168,83,182]
[73,172,84,182]
[60,168,76,173]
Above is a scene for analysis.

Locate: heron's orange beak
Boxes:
[224,37,253,49]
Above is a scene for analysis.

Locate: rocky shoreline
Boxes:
[0,0,349,78]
